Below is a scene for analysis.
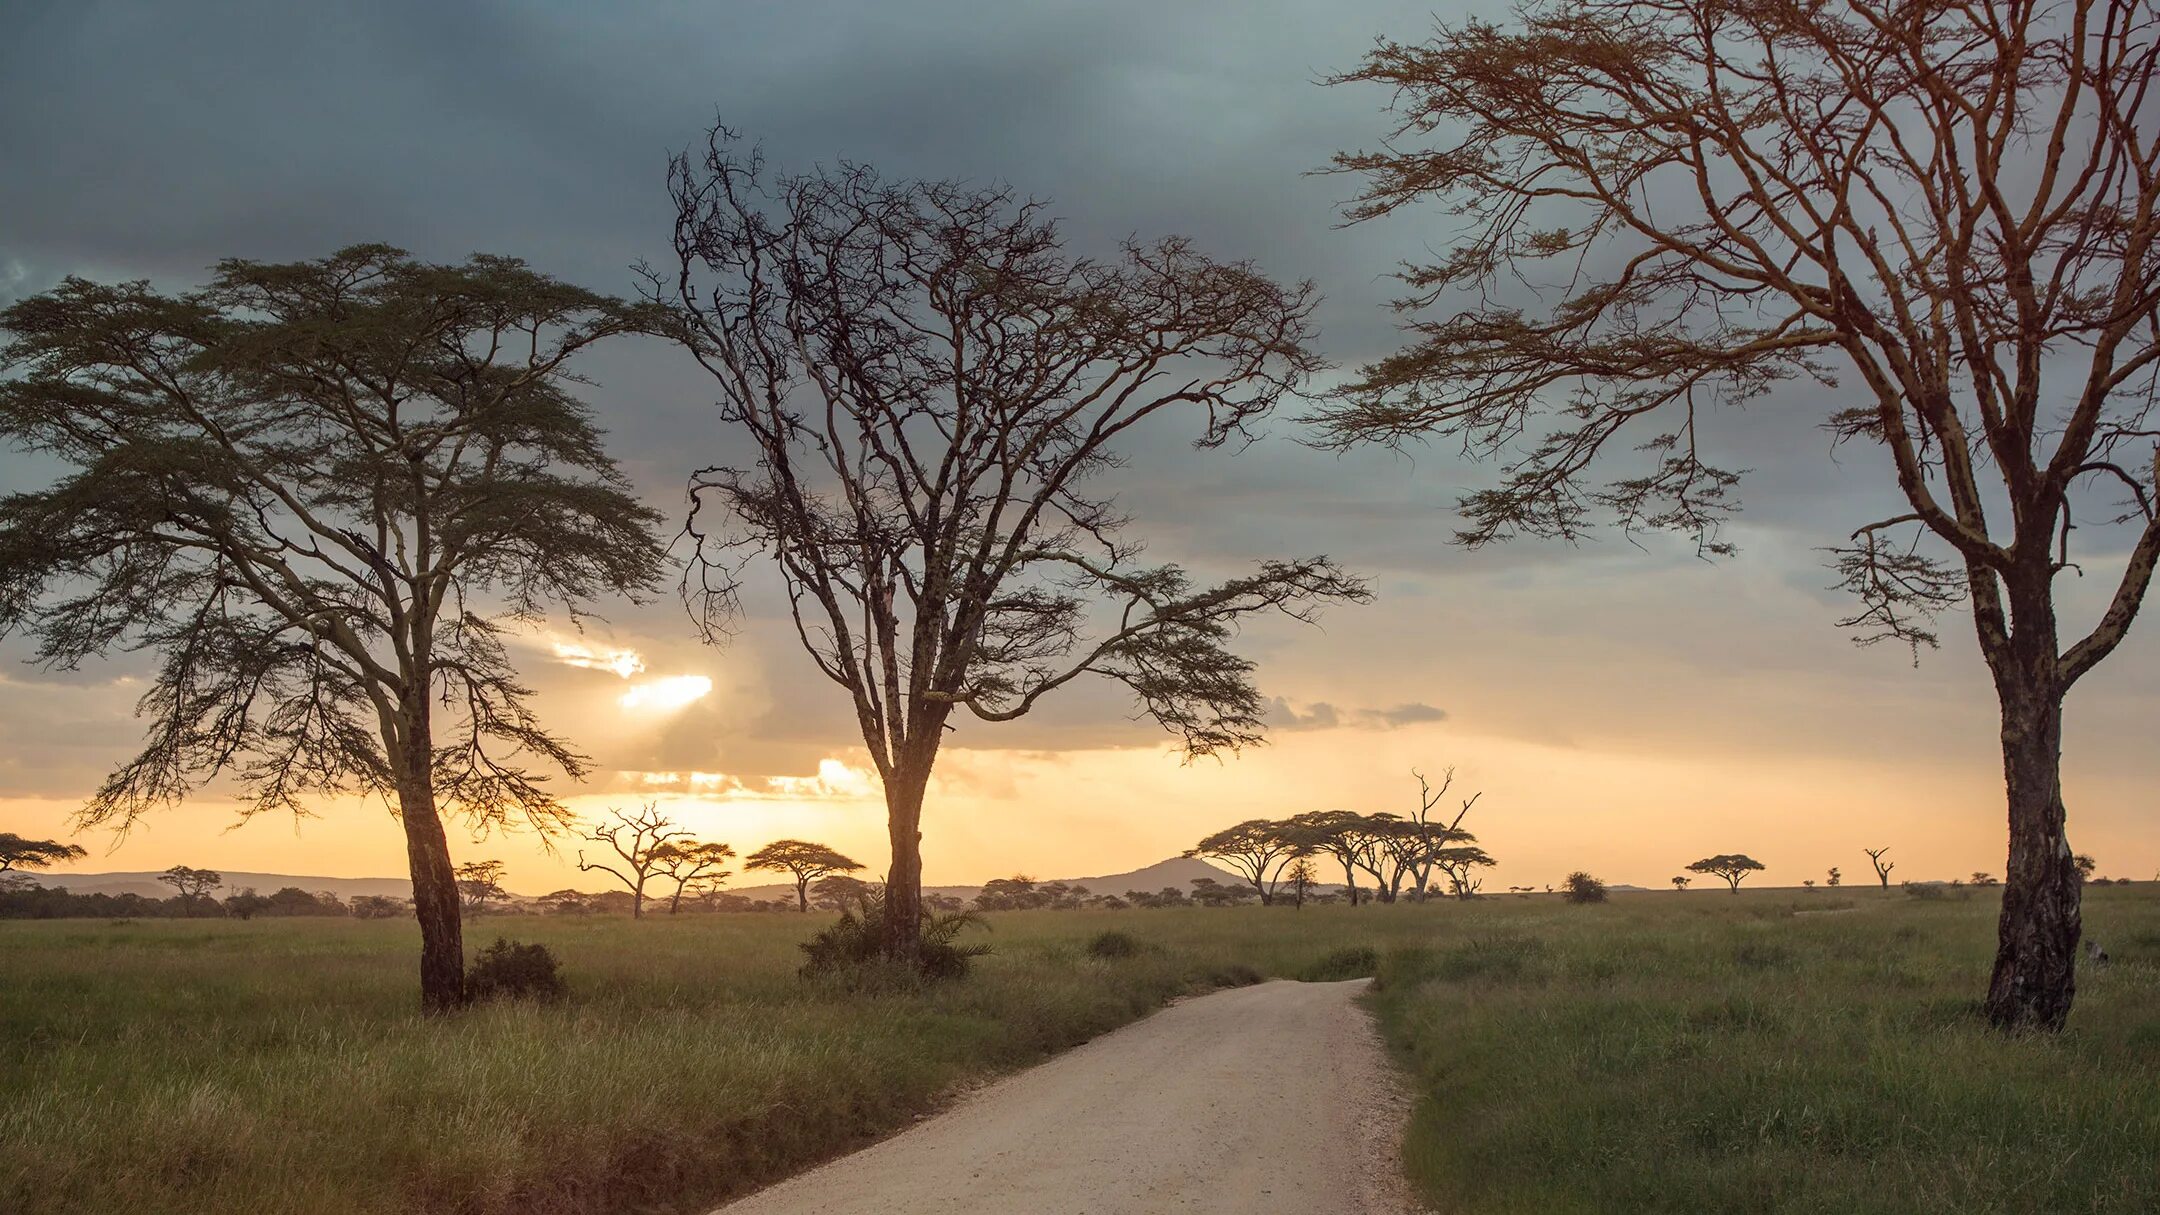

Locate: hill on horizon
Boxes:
[36,856,1250,904]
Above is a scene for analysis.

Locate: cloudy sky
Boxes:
[3,0,2153,894]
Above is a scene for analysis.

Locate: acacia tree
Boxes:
[157,865,221,914]
[1395,767,1483,899]
[662,128,1369,962]
[0,833,86,874]
[650,839,735,914]
[577,802,684,920]
[1431,844,1496,900]
[1672,876,1691,892]
[1283,857,1319,908]
[1865,847,1897,888]
[744,839,864,912]
[1286,810,1374,905]
[0,247,667,1010]
[454,860,507,915]
[1321,0,2160,1032]
[1687,854,1767,894]
[1189,819,1308,905]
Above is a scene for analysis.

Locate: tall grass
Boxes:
[1367,884,2160,1214]
[3,889,2155,1213]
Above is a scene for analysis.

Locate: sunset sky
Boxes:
[2,0,2153,895]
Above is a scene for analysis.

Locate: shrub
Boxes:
[1085,930,1142,959]
[1561,871,1608,904]
[799,895,991,982]
[466,938,566,1003]
[1206,962,1265,988]
[1301,945,1380,981]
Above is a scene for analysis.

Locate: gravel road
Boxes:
[712,977,1420,1214]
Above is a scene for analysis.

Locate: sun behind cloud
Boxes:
[618,675,714,712]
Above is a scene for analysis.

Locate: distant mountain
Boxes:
[37,856,1249,905]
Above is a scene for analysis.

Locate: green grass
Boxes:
[1369,884,2160,1214]
[2,887,2155,1214]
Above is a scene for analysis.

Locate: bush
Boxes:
[1206,962,1265,988]
[1301,945,1380,981]
[799,895,991,982]
[1085,930,1142,959]
[1562,871,1608,904]
[466,938,566,1002]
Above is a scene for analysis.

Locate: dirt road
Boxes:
[713,978,1420,1214]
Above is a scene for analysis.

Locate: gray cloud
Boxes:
[1264,698,1447,732]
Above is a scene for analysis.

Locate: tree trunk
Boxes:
[795,878,809,913]
[395,715,465,1013]
[882,758,931,964]
[1339,860,1359,906]
[1985,682,2081,1032]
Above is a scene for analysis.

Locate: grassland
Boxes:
[2,885,2155,1214]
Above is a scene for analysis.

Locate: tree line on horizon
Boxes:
[2,0,2155,1031]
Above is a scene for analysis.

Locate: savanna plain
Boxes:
[4,884,2156,1215]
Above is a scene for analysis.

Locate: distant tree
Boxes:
[1284,810,1374,905]
[577,803,684,920]
[1561,872,1607,905]
[265,887,345,917]
[537,889,593,916]
[1396,767,1484,900]
[1187,877,1260,907]
[744,840,864,913]
[810,874,876,914]
[1283,858,1318,909]
[157,865,221,914]
[2074,855,2098,882]
[1319,0,2160,1034]
[350,894,408,920]
[1864,849,1896,889]
[1974,872,2001,888]
[1803,879,1817,891]
[0,247,669,1010]
[649,840,735,915]
[222,887,271,920]
[1687,855,1765,894]
[1826,868,1842,889]
[1431,845,1496,901]
[0,833,87,874]
[975,876,1046,911]
[1671,876,1690,892]
[455,861,508,916]
[1188,820,1307,905]
[923,892,967,913]
[661,129,1368,965]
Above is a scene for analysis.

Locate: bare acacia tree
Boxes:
[660,128,1369,962]
[577,802,684,920]
[1398,767,1483,899]
[1320,0,2160,1032]
[1865,847,1897,889]
[0,247,667,1009]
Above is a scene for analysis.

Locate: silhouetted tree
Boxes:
[1827,868,1842,889]
[2074,855,2099,882]
[1671,876,1690,892]
[651,840,735,915]
[744,839,864,913]
[350,894,408,920]
[1283,857,1318,909]
[1975,873,2001,888]
[1285,810,1372,905]
[1561,872,1607,905]
[1431,844,1495,901]
[577,803,685,920]
[1188,819,1306,905]
[810,873,875,913]
[1865,848,1897,889]
[660,127,1368,965]
[1321,0,2160,1033]
[1687,855,1766,894]
[223,888,270,920]
[1397,768,1483,899]
[537,889,593,916]
[0,833,86,875]
[1187,876,1260,907]
[0,247,668,1010]
[157,865,221,914]
[454,860,508,916]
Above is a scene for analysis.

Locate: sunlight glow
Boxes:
[618,675,713,711]
[552,638,645,678]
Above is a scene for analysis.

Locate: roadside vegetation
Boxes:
[4,885,2156,1214]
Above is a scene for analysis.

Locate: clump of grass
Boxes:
[1207,962,1264,988]
[1431,934,1548,983]
[798,901,991,982]
[466,938,566,1002]
[1300,945,1379,981]
[1085,929,1142,959]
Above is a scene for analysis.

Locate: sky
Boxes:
[1,0,2153,895]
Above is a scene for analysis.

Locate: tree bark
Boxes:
[395,711,466,1013]
[1984,661,2081,1032]
[882,759,931,964]
[795,877,809,913]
